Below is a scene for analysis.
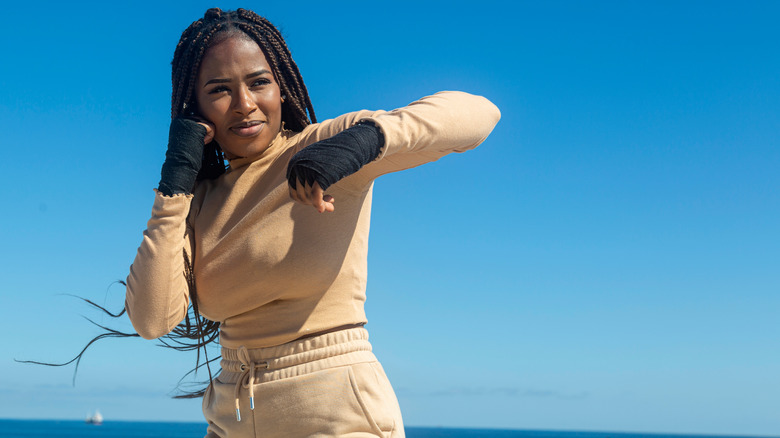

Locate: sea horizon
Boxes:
[1,418,777,438]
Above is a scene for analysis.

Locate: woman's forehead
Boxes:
[199,37,272,80]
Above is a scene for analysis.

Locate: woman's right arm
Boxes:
[125,118,211,340]
[125,192,194,339]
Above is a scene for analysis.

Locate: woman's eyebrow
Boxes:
[204,78,230,87]
[203,69,272,87]
[245,69,272,78]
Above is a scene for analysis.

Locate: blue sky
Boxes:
[1,0,779,435]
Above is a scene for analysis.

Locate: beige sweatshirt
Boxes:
[126,91,501,349]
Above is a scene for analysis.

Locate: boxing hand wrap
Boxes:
[286,121,384,191]
[158,118,207,196]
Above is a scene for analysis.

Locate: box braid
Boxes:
[171,8,317,181]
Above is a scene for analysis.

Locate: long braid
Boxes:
[256,20,317,126]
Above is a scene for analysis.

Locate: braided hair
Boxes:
[18,9,317,399]
[165,8,318,396]
[172,7,317,180]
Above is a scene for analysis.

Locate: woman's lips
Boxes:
[230,121,264,137]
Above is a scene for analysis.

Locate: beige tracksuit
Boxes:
[126,91,500,437]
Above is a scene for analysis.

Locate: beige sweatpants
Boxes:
[202,327,405,437]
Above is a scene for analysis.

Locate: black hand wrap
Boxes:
[158,118,207,196]
[286,121,384,191]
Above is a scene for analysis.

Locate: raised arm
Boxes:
[366,90,501,162]
[285,91,500,207]
[125,193,193,339]
[125,118,211,339]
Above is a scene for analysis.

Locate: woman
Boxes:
[127,7,500,437]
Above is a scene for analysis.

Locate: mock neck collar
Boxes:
[226,130,291,171]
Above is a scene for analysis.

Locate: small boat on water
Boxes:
[85,411,103,425]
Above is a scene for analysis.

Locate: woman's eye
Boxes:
[208,86,229,94]
[252,78,271,87]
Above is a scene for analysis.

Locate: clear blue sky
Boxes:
[1,0,779,435]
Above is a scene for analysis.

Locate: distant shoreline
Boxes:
[0,418,777,438]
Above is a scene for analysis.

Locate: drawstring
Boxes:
[233,346,268,421]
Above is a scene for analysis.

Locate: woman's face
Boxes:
[196,36,282,158]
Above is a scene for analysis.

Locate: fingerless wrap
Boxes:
[286,121,384,191]
[158,118,207,196]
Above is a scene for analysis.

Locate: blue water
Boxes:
[0,420,775,438]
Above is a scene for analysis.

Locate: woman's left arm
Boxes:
[287,91,500,210]
[366,90,500,159]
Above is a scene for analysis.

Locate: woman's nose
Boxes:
[233,86,257,116]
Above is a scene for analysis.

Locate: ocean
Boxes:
[0,420,774,438]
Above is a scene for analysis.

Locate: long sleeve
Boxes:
[125,190,193,339]
[340,91,501,188]
[289,91,500,192]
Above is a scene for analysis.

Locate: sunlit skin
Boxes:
[195,36,334,213]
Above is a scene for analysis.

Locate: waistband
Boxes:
[220,326,374,379]
[218,327,376,422]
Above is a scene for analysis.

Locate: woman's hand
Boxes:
[288,180,335,213]
[186,113,215,145]
[195,120,215,145]
[158,117,213,196]
[285,121,384,213]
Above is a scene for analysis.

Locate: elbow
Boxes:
[475,96,501,146]
[471,93,501,131]
[464,94,501,146]
[487,99,501,126]
[134,325,168,341]
[442,91,501,137]
[125,302,173,340]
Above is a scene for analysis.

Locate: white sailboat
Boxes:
[85,410,103,425]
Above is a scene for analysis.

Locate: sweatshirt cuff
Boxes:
[151,189,194,218]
